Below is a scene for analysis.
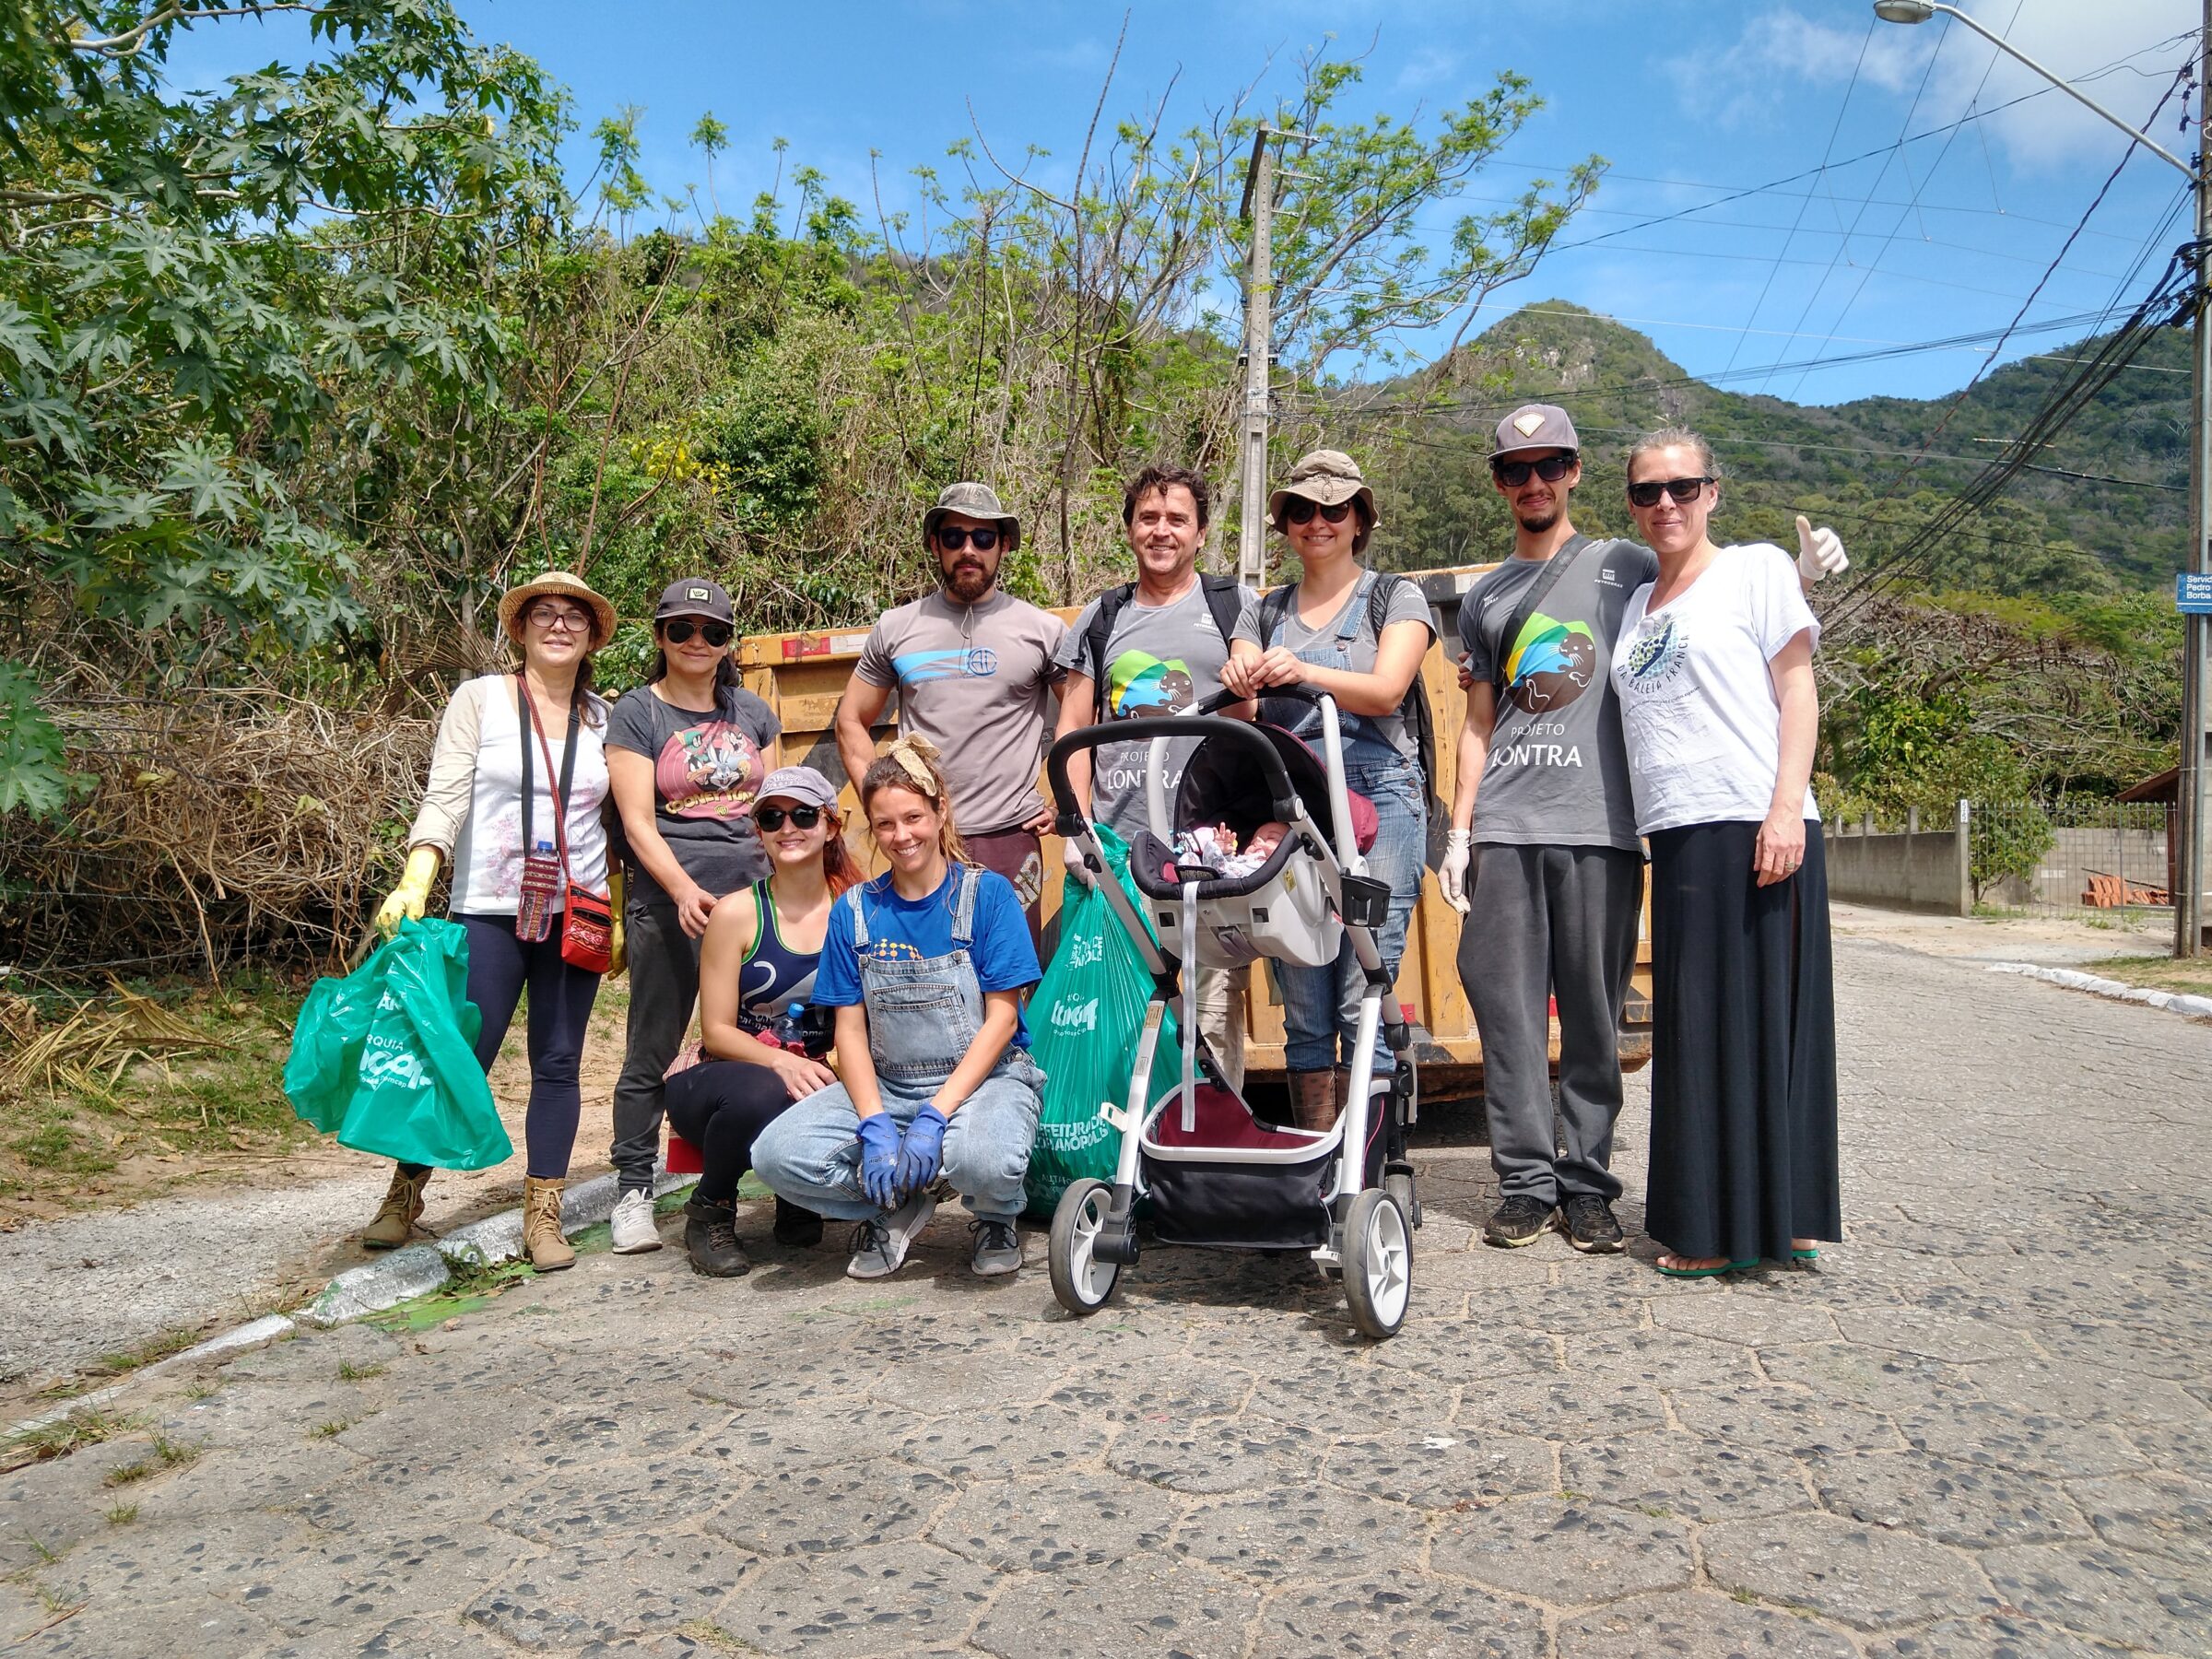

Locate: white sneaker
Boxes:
[845,1191,936,1280]
[608,1188,663,1254]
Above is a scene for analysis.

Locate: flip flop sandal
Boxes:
[1792,1247,1820,1263]
[1656,1258,1758,1279]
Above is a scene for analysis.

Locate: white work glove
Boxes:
[1795,514,1848,583]
[1062,836,1095,889]
[1439,828,1472,915]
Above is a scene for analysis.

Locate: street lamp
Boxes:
[1874,1,2209,957]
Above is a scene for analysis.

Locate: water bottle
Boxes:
[516,840,559,942]
[770,1000,809,1053]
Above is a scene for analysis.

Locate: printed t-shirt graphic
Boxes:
[1108,650,1196,717]
[1501,613,1597,714]
[654,717,767,820]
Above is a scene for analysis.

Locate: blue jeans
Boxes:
[1270,753,1424,1075]
[750,1058,1044,1223]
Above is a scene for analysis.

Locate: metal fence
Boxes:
[1973,797,2172,919]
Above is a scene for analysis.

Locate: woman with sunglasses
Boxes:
[1219,449,1435,1133]
[367,571,617,1270]
[664,767,858,1275]
[1610,428,1840,1277]
[605,577,782,1253]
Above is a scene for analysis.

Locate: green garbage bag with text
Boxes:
[1024,825,1182,1218]
[284,918,512,1170]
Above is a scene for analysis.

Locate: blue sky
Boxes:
[172,0,2200,406]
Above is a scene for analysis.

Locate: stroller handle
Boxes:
[1189,682,1325,717]
[1047,715,1305,836]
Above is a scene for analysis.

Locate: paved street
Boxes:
[4,934,2208,1658]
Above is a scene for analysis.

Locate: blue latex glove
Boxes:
[856,1113,902,1209]
[895,1104,947,1194]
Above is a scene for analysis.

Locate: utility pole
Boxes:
[1873,1,2208,957]
[1236,127,1276,592]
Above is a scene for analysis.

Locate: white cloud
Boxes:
[1395,45,1461,90]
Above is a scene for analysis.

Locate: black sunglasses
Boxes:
[1492,454,1576,487]
[936,526,1000,552]
[1283,499,1354,525]
[753,804,824,831]
[1627,476,1715,508]
[661,618,733,647]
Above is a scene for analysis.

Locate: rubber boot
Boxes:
[523,1177,576,1272]
[771,1195,824,1248]
[362,1165,430,1250]
[1287,1069,1339,1135]
[684,1194,751,1277]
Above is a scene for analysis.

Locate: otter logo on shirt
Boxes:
[1503,611,1595,715]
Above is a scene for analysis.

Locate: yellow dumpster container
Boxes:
[735,563,1652,1103]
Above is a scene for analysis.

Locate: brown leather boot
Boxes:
[1287,1070,1339,1134]
[523,1177,576,1272]
[361,1165,430,1250]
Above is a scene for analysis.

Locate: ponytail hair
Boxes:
[860,735,970,868]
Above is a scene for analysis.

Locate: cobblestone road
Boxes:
[5,936,2208,1657]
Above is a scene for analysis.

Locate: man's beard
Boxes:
[941,559,995,603]
[1514,506,1560,535]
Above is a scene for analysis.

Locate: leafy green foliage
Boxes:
[0,661,91,817]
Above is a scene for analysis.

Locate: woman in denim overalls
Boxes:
[1221,451,1434,1135]
[750,736,1045,1280]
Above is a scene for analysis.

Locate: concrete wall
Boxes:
[1826,819,1971,917]
[1992,826,2171,909]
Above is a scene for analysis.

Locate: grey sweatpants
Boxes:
[1457,843,1644,1206]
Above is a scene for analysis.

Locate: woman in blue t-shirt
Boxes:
[750,735,1045,1281]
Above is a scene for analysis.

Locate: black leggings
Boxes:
[400,912,599,1182]
[664,1058,806,1205]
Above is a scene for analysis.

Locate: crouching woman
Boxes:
[751,735,1045,1282]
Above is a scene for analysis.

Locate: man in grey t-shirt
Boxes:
[835,482,1066,941]
[1443,405,1847,1255]
[1053,464,1256,1090]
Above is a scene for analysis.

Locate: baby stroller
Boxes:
[1043,686,1420,1339]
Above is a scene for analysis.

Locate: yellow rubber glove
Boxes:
[606,869,629,977]
[375,846,442,939]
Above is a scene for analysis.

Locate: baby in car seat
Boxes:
[1171,820,1288,880]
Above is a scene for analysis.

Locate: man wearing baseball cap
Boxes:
[1444,406,1846,1254]
[834,482,1067,942]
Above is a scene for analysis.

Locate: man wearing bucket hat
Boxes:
[1444,405,1846,1254]
[834,482,1067,943]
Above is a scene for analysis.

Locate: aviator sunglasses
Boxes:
[753,804,824,831]
[1282,498,1354,525]
[1626,476,1715,509]
[661,618,733,647]
[935,526,1000,552]
[1491,454,1576,488]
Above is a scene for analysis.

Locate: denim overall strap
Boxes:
[950,862,981,947]
[1332,569,1378,646]
[846,883,872,950]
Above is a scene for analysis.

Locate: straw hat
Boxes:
[498,571,618,649]
[1266,449,1380,535]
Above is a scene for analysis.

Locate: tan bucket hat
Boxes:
[1267,449,1380,534]
[921,480,1022,551]
[498,571,618,649]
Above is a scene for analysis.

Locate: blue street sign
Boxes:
[2179,572,2212,615]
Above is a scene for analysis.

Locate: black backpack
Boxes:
[1083,572,1248,702]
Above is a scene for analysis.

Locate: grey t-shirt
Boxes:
[1456,535,1656,852]
[605,684,782,901]
[853,589,1067,834]
[1052,577,1257,842]
[1233,571,1437,763]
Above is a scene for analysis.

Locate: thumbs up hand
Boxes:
[1795,515,1848,583]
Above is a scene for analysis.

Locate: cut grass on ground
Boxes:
[2080,954,2212,1000]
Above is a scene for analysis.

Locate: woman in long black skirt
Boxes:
[1609,427,1841,1275]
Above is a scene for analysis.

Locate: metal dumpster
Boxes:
[735,562,1652,1103]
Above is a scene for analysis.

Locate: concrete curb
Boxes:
[11,1314,300,1436]
[1985,961,2212,1021]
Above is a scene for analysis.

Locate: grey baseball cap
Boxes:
[1492,404,1580,458]
[755,766,840,811]
[922,481,1021,551]
[653,576,734,624]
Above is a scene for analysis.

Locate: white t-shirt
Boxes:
[445,676,613,915]
[1608,544,1819,835]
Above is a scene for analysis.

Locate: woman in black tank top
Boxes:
[665,767,860,1276]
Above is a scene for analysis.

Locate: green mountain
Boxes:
[1363,300,2187,593]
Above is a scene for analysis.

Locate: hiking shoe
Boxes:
[969,1218,1022,1277]
[1559,1194,1626,1254]
[684,1196,751,1277]
[609,1188,663,1254]
[1484,1195,1556,1248]
[361,1165,430,1250]
[846,1190,937,1280]
[771,1195,823,1248]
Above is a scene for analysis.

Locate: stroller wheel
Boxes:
[1049,1179,1122,1314]
[1342,1188,1413,1339]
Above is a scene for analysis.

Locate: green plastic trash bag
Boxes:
[284,918,512,1171]
[1025,825,1181,1218]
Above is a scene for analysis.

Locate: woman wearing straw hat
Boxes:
[1220,450,1435,1134]
[369,571,618,1270]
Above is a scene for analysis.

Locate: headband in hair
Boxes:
[885,734,944,799]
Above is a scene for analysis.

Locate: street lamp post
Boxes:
[1874,0,2209,958]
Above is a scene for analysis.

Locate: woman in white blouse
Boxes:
[369,571,618,1270]
[1610,429,1840,1277]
